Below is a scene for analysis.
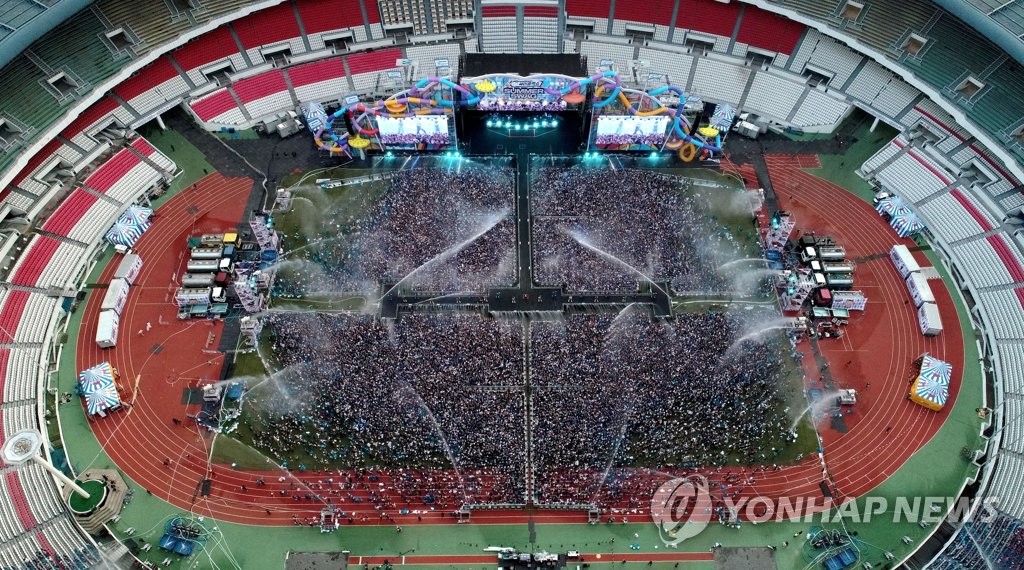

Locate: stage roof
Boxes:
[462,53,586,78]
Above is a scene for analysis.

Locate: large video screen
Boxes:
[377,115,450,146]
[595,115,671,147]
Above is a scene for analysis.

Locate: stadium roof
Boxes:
[936,0,1024,66]
[0,0,93,69]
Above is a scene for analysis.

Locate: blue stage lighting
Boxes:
[541,120,548,127]
[504,121,512,128]
[533,121,540,128]
[385,151,394,158]
[551,120,558,127]
[650,151,658,159]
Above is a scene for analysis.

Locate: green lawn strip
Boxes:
[137,125,218,209]
[802,121,899,203]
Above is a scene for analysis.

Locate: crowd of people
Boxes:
[245,313,527,504]
[281,163,517,295]
[243,307,796,507]
[530,165,739,293]
[530,310,796,505]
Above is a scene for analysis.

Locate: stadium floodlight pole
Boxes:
[2,429,91,498]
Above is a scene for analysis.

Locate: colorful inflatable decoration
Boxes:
[310,69,725,157]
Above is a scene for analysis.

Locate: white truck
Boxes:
[96,310,120,348]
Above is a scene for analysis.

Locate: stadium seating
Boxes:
[60,96,134,155]
[29,9,129,86]
[951,237,1015,288]
[346,48,403,94]
[0,56,72,143]
[232,69,293,119]
[296,0,368,50]
[189,88,245,124]
[171,26,247,87]
[114,56,191,117]
[523,6,560,53]
[231,2,305,64]
[480,6,519,54]
[95,0,192,52]
[288,57,348,103]
[735,5,804,56]
[566,0,610,20]
[676,0,741,41]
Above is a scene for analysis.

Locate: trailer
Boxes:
[825,273,854,289]
[186,259,219,273]
[182,273,215,288]
[175,287,212,306]
[917,302,943,336]
[817,246,846,261]
[832,291,868,311]
[199,234,224,247]
[822,262,855,273]
[889,244,920,278]
[113,253,143,284]
[100,278,130,314]
[190,246,223,260]
[905,273,935,307]
[96,310,120,348]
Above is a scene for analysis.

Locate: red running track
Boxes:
[74,159,964,527]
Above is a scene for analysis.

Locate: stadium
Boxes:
[0,0,1023,569]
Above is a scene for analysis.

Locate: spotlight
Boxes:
[532,121,540,128]
[541,120,549,127]
[551,120,558,127]
[504,121,512,128]
[514,124,522,130]
[486,120,493,127]
[649,151,658,159]
[385,151,394,158]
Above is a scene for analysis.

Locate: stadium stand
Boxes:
[232,69,293,119]
[170,26,248,87]
[522,6,560,54]
[59,96,133,154]
[287,57,348,103]
[94,0,192,52]
[28,8,130,87]
[346,48,403,94]
[480,5,519,54]
[736,6,803,55]
[190,88,245,124]
[676,0,741,41]
[404,42,460,75]
[114,56,191,117]
[296,0,369,51]
[42,188,120,244]
[566,0,610,20]
[231,2,305,64]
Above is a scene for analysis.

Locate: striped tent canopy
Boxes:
[105,219,145,246]
[78,362,121,416]
[909,354,952,411]
[875,196,912,217]
[118,205,153,227]
[891,213,925,238]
